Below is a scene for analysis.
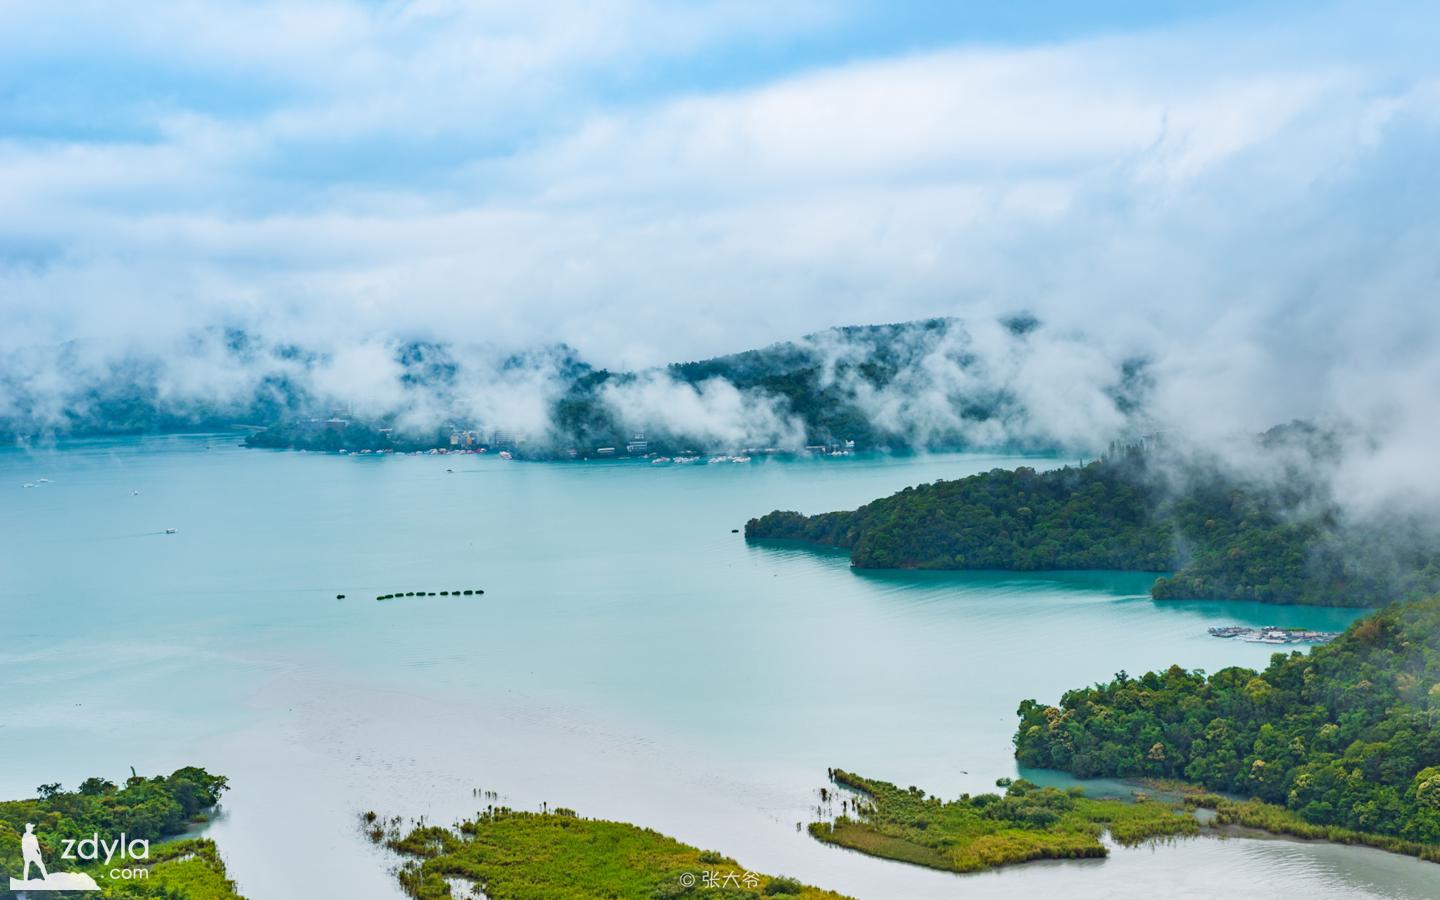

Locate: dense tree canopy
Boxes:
[0,767,239,897]
[749,459,1170,571]
[747,455,1440,606]
[1015,595,1440,843]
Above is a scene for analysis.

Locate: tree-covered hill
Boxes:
[745,451,1440,606]
[1014,594,1440,845]
[6,316,1150,459]
[0,766,242,897]
[748,457,1173,571]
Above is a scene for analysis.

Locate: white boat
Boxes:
[651,457,671,464]
[499,451,513,460]
[165,528,178,534]
[37,478,50,483]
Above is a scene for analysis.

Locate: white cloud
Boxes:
[0,0,1438,502]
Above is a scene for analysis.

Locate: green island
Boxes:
[375,806,853,900]
[0,766,243,898]
[808,769,1196,874]
[1015,593,1440,854]
[746,447,1440,606]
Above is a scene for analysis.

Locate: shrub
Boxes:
[764,876,803,895]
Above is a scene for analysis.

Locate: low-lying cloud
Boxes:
[0,1,1436,518]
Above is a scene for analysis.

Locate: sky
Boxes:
[1,0,1438,480]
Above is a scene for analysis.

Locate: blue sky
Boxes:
[0,0,1437,432]
[0,2,1324,144]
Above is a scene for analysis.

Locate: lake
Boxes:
[3,435,1437,899]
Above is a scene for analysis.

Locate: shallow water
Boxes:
[2,435,1434,899]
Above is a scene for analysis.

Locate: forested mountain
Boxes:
[745,446,1440,606]
[1014,594,1440,844]
[2,317,1149,458]
[0,329,316,439]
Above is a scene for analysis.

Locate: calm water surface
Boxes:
[2,436,1435,899]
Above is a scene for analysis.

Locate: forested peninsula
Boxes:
[1014,594,1440,852]
[745,447,1440,607]
[0,766,243,898]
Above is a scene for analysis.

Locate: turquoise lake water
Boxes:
[2,435,1437,899]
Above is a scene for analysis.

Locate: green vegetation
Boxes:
[245,420,455,453]
[808,770,1196,873]
[102,839,246,899]
[747,452,1440,606]
[749,459,1171,571]
[0,767,242,898]
[1015,595,1440,846]
[379,806,853,900]
[1183,794,1440,862]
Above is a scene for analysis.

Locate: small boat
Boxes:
[22,483,35,488]
[132,489,141,496]
[651,457,671,464]
[499,451,513,460]
[446,468,454,473]
[37,478,50,483]
[165,528,178,534]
